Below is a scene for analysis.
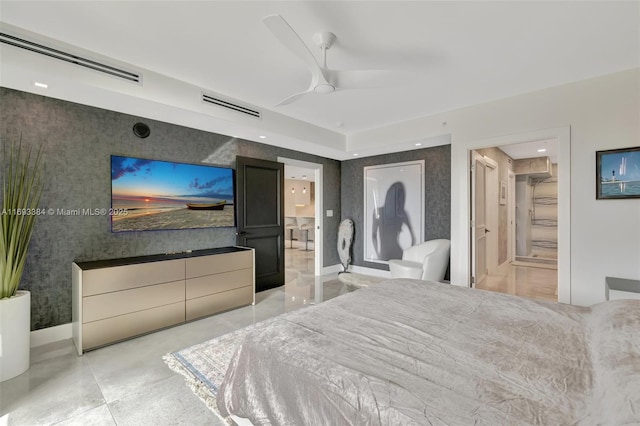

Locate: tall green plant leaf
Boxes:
[1,139,44,298]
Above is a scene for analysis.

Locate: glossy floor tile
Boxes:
[0,340,105,425]
[476,261,558,302]
[0,246,345,425]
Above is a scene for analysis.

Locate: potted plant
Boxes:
[0,140,44,382]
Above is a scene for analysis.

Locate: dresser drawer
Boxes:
[186,285,253,321]
[83,280,185,323]
[82,301,185,350]
[186,251,253,279]
[82,259,184,296]
[186,268,252,300]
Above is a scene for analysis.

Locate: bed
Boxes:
[216,279,640,425]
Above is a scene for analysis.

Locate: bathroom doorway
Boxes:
[471,139,559,302]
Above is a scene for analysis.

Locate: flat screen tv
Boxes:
[110,155,235,232]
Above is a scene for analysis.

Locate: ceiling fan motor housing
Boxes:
[313,31,336,49]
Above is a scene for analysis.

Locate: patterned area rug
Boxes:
[163,318,277,423]
[164,280,347,422]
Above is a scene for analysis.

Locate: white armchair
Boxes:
[388,239,450,282]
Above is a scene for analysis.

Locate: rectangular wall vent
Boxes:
[0,32,141,83]
[202,93,261,119]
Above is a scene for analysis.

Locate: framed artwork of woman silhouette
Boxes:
[364,160,425,263]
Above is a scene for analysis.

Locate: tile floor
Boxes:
[0,245,344,425]
[475,261,558,302]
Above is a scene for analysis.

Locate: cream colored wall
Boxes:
[351,68,640,306]
[296,202,315,218]
[285,179,315,217]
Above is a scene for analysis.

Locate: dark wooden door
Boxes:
[235,156,284,292]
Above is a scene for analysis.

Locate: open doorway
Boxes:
[278,157,323,278]
[283,164,316,282]
[451,126,570,304]
[470,139,559,302]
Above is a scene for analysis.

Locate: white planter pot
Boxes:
[0,290,31,382]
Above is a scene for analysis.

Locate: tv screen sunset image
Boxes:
[111,155,235,232]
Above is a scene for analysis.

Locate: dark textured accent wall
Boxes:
[0,88,340,330]
[341,145,451,271]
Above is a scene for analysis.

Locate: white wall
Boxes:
[353,68,640,306]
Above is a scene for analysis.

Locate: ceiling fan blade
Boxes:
[327,69,417,90]
[263,14,326,83]
[276,89,314,106]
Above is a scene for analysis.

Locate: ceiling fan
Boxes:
[263,14,406,106]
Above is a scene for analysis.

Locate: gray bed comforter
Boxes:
[217,279,640,425]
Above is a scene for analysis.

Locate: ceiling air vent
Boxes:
[0,32,141,83]
[202,93,261,119]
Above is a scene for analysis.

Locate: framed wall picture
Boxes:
[500,180,507,205]
[363,160,425,264]
[596,146,640,199]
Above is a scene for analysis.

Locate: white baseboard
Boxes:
[322,264,391,278]
[322,264,343,275]
[31,323,72,348]
[348,265,392,278]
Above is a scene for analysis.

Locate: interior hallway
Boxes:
[475,262,558,302]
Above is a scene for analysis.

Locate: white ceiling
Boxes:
[500,138,558,164]
[0,1,638,160]
[285,165,315,182]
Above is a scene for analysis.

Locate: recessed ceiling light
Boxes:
[538,148,546,152]
[34,82,48,89]
[258,135,267,139]
[353,153,359,156]
[415,143,423,146]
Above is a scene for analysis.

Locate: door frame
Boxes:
[451,126,570,304]
[507,169,516,263]
[278,156,323,276]
[484,155,499,275]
